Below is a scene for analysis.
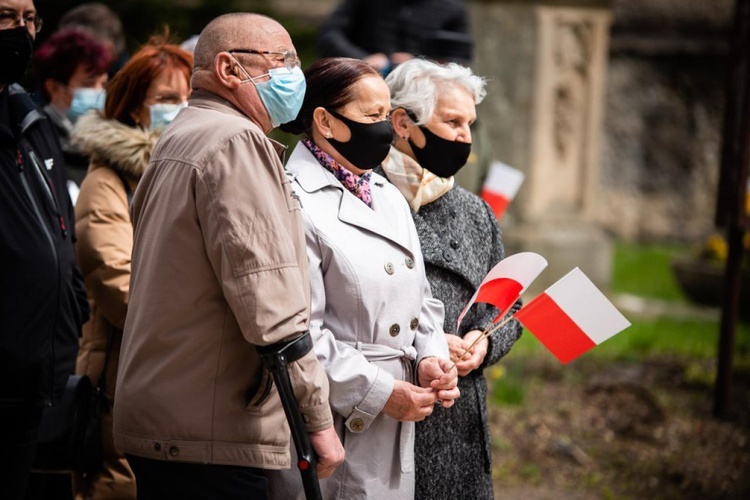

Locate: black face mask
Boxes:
[326,108,394,170]
[0,27,33,85]
[408,122,472,178]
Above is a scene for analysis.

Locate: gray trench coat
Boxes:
[267,145,449,499]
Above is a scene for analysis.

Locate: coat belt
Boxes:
[344,340,418,473]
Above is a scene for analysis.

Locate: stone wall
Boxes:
[600,0,732,241]
[263,0,731,243]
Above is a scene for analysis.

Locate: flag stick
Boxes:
[447,315,515,373]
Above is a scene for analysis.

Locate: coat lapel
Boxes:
[289,145,414,256]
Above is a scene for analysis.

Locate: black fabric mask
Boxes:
[326,108,394,170]
[408,123,472,178]
[0,27,33,85]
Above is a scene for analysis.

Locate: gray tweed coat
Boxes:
[394,179,523,500]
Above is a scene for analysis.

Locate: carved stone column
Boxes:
[470,0,613,292]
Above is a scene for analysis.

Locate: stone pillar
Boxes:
[470,0,614,292]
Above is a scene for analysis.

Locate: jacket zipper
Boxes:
[17,148,61,404]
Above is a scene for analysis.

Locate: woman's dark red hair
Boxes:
[105,35,193,127]
[33,28,112,100]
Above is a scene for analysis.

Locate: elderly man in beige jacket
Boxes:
[113,13,344,499]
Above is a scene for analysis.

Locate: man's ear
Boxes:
[213,52,242,89]
[391,108,412,140]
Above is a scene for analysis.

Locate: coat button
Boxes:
[303,413,310,423]
[169,445,179,457]
[384,262,395,275]
[449,208,457,217]
[350,418,365,432]
[153,443,161,452]
[443,249,454,262]
[410,318,419,330]
[450,239,460,249]
[405,257,414,269]
[389,324,400,337]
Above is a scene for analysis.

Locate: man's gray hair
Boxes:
[386,59,486,125]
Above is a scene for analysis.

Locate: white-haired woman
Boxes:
[377,58,523,500]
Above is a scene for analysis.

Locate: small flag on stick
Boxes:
[456,252,547,332]
[480,161,525,220]
[514,268,631,364]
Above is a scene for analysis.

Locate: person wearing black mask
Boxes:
[0,1,89,498]
[269,57,459,499]
[378,58,523,500]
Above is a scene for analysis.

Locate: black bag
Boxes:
[32,375,104,473]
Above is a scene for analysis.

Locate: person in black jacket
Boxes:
[0,2,89,498]
[318,0,471,75]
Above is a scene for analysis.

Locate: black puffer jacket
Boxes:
[318,0,470,61]
[0,84,88,406]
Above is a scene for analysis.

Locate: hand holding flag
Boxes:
[449,258,631,372]
[449,252,547,371]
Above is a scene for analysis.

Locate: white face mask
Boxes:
[149,102,187,131]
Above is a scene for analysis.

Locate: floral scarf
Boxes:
[302,139,373,208]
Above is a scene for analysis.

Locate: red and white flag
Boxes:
[480,161,525,221]
[456,252,547,331]
[514,268,631,364]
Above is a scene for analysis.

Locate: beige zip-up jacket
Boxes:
[113,91,333,470]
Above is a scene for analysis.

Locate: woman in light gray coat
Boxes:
[378,59,523,500]
[267,58,459,500]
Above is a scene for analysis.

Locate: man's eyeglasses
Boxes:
[0,11,43,33]
[228,49,300,71]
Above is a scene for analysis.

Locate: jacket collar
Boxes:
[189,89,287,159]
[288,144,414,257]
[0,84,45,141]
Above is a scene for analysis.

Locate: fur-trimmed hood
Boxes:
[71,111,161,178]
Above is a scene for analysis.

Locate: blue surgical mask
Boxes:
[231,56,306,128]
[149,102,187,131]
[66,87,105,123]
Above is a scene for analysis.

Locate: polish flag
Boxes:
[456,252,548,331]
[480,161,525,221]
[514,268,631,364]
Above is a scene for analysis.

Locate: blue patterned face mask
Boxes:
[66,87,105,123]
[149,102,187,131]
[231,55,306,128]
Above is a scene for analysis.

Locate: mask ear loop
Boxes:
[228,53,269,84]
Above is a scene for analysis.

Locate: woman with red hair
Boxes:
[70,37,192,499]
